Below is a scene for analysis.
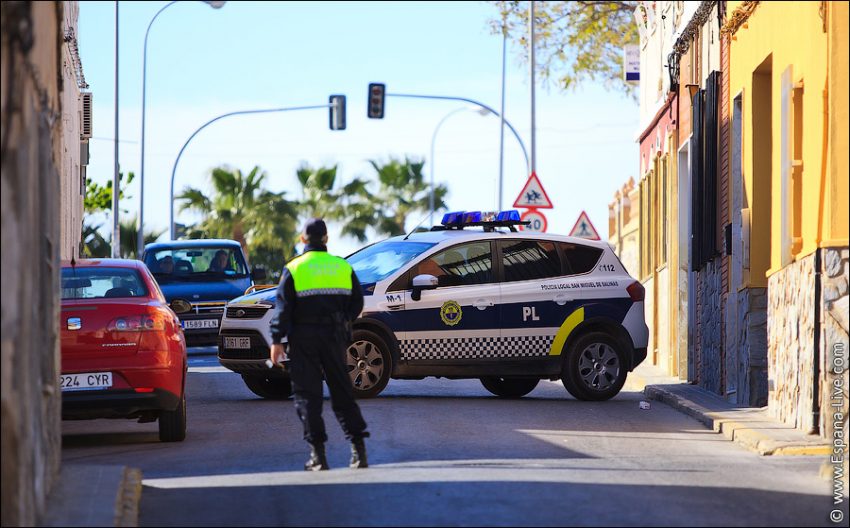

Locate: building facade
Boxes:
[608,177,640,279]
[620,0,848,442]
[1,2,88,525]
[726,0,849,436]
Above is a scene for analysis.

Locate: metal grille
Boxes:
[80,93,93,139]
[226,306,270,319]
[193,302,226,315]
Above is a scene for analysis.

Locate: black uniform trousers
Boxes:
[288,325,368,445]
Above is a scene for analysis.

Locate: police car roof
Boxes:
[392,227,612,249]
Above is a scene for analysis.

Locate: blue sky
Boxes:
[78,0,639,256]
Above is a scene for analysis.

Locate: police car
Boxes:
[218,210,648,401]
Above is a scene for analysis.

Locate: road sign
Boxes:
[568,210,600,240]
[520,209,547,233]
[513,172,553,209]
[624,44,639,82]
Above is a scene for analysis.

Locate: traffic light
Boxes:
[329,95,346,131]
[367,83,385,119]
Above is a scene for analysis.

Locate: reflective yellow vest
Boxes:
[285,250,353,298]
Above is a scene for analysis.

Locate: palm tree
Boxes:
[176,165,299,269]
[177,166,297,254]
[367,156,449,236]
[119,216,165,259]
[295,163,374,243]
[82,221,110,258]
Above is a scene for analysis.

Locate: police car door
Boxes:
[497,239,586,360]
[400,241,500,363]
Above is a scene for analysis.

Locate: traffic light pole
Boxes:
[168,102,335,240]
[386,93,530,174]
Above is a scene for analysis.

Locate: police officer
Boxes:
[269,218,369,471]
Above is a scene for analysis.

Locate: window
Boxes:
[640,170,655,279]
[61,267,148,300]
[690,70,720,270]
[348,240,434,285]
[660,154,669,266]
[409,241,493,287]
[500,240,561,282]
[791,81,803,255]
[559,243,603,275]
[144,246,248,280]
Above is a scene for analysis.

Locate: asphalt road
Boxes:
[60,349,837,527]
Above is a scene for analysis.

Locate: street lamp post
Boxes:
[428,107,489,225]
[388,92,530,173]
[388,92,529,223]
[139,0,226,258]
[169,103,335,240]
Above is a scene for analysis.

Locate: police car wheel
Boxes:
[562,332,627,401]
[241,374,293,400]
[480,377,540,398]
[347,329,392,399]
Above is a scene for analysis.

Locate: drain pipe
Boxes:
[812,249,822,435]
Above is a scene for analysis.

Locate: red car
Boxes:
[60,259,188,442]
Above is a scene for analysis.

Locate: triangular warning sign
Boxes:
[568,211,601,240]
[513,172,553,209]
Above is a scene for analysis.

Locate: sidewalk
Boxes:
[40,464,142,527]
[625,361,831,456]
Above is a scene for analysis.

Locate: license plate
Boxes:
[60,372,113,392]
[183,319,219,329]
[224,336,251,349]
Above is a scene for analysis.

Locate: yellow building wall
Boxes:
[728,1,837,286]
[827,1,849,245]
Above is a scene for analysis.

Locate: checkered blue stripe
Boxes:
[399,335,554,361]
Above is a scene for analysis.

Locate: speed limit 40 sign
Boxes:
[520,209,547,232]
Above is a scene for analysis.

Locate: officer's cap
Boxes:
[303,218,328,242]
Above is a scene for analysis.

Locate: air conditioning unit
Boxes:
[80,92,93,139]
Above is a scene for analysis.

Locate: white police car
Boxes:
[218,210,648,401]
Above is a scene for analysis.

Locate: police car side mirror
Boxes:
[411,274,438,301]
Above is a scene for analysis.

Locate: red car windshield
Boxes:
[61,267,149,300]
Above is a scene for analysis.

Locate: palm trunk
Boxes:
[233,222,249,266]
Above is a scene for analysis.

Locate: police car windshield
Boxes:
[347,241,435,284]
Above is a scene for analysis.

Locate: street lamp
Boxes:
[169,102,337,240]
[138,0,226,257]
[388,93,529,221]
[428,106,489,225]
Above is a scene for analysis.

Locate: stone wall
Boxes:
[768,247,850,437]
[737,287,768,406]
[696,258,723,394]
[1,2,66,525]
[767,252,816,432]
[821,247,849,440]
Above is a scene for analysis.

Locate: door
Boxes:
[399,241,500,363]
[498,239,589,359]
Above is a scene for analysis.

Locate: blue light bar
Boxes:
[441,211,465,225]
[496,209,521,222]
[462,211,482,223]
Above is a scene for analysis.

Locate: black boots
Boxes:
[304,443,329,471]
[304,440,367,470]
[350,438,368,469]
